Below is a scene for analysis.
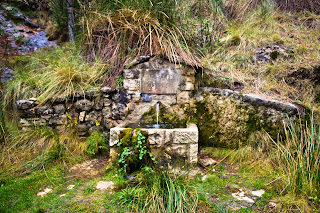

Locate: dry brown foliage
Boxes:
[275,0,320,14]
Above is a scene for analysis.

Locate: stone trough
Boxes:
[109,123,199,166]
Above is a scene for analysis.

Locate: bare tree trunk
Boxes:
[67,0,75,42]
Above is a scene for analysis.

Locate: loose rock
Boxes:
[96,181,115,190]
[199,157,218,167]
[37,188,53,197]
[67,185,75,190]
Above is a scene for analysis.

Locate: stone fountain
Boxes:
[109,56,199,166]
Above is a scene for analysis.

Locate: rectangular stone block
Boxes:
[109,122,198,165]
[140,69,178,94]
[123,69,141,79]
[123,79,140,91]
[189,143,198,163]
[177,91,191,104]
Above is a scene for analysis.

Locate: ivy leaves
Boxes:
[118,130,156,173]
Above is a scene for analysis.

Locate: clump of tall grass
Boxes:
[272,113,320,202]
[3,44,106,105]
[226,0,276,20]
[0,124,86,175]
[275,0,320,14]
[0,83,6,143]
[118,169,198,212]
[79,0,199,85]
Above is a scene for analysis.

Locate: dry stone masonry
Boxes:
[16,88,129,138]
[16,55,304,156]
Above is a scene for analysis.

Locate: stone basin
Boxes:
[109,123,198,165]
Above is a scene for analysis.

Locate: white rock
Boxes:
[199,158,218,167]
[37,188,52,197]
[232,192,255,203]
[269,202,277,208]
[37,192,47,197]
[59,194,66,197]
[67,185,75,190]
[79,111,86,122]
[96,181,115,190]
[43,188,53,193]
[202,175,209,181]
[251,189,265,197]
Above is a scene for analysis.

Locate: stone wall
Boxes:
[15,56,304,149]
[123,56,196,110]
[16,87,129,138]
[15,56,197,139]
[195,87,302,148]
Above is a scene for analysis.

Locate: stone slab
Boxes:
[140,69,178,94]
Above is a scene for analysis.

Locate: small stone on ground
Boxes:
[67,185,75,190]
[96,181,115,190]
[232,191,255,203]
[199,157,218,167]
[37,188,53,197]
[251,189,265,197]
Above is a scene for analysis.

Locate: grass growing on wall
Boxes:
[78,0,199,86]
[3,44,106,106]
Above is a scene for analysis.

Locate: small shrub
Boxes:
[79,0,199,86]
[50,0,68,34]
[275,0,320,14]
[0,125,85,175]
[86,132,107,156]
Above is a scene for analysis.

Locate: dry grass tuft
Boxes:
[275,0,320,14]
[79,1,200,86]
[226,0,275,19]
[3,44,106,106]
[0,125,86,176]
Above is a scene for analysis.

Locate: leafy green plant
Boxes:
[117,129,155,174]
[86,132,107,156]
[85,181,95,194]
[13,34,25,44]
[116,76,124,87]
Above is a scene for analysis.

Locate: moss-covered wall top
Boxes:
[194,87,302,148]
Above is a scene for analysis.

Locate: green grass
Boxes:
[0,165,108,213]
[0,160,269,213]
[1,141,318,212]
[117,170,198,212]
[271,113,320,203]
